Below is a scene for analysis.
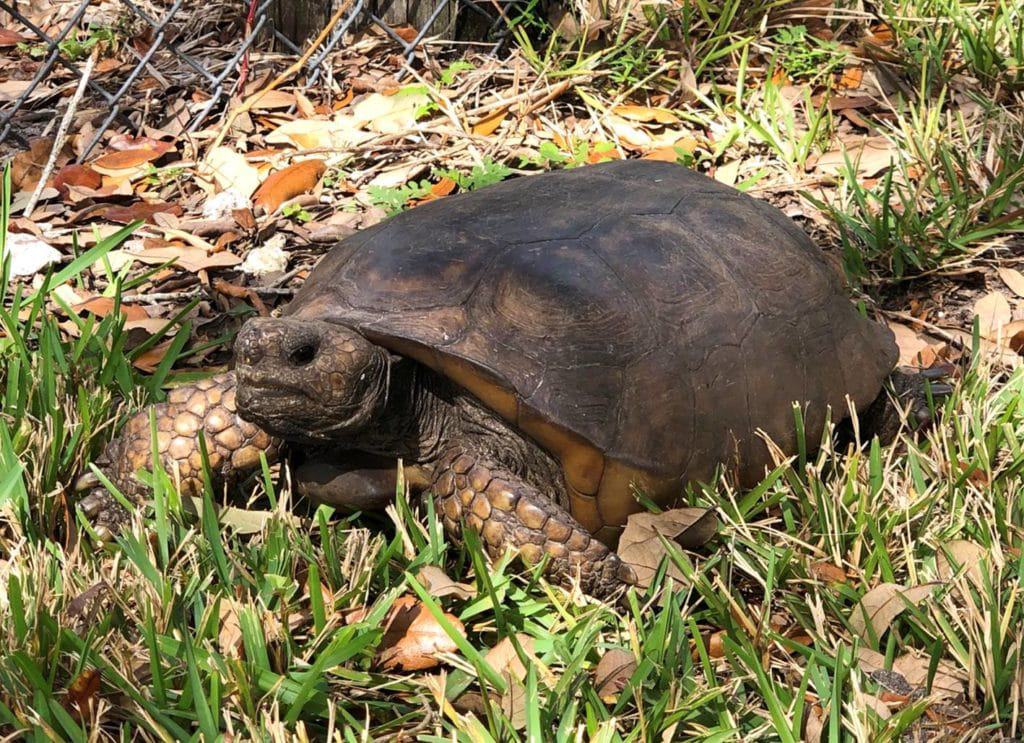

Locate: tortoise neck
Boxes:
[355,358,456,464]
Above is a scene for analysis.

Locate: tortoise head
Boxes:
[234,318,390,441]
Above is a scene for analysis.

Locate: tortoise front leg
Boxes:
[78,372,280,537]
[431,448,636,598]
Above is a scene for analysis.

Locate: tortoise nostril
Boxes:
[289,342,318,366]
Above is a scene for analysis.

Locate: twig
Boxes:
[23,50,97,217]
[207,0,356,156]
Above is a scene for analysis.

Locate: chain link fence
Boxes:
[0,0,519,157]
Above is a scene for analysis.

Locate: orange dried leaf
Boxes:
[52,164,102,194]
[91,143,172,170]
[611,105,678,124]
[809,561,848,583]
[75,297,149,321]
[253,159,326,213]
[472,108,508,137]
[839,66,864,89]
[348,596,465,671]
[132,340,173,372]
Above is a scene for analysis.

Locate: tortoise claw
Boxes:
[75,471,101,492]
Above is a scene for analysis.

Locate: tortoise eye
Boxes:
[288,342,317,366]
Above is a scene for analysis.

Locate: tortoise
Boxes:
[78,160,947,597]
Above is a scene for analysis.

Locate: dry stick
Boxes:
[206,0,356,157]
[23,50,97,218]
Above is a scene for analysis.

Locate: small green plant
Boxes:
[607,40,665,86]
[433,159,511,191]
[772,24,846,82]
[367,181,433,216]
[143,163,185,188]
[521,141,616,170]
[282,202,312,223]
[18,24,116,61]
[439,60,475,86]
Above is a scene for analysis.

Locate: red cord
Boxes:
[236,0,260,93]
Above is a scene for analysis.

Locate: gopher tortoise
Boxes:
[79,160,947,597]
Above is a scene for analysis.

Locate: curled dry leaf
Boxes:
[973,291,1012,339]
[593,648,637,703]
[472,108,508,137]
[52,164,102,195]
[347,596,466,671]
[479,633,540,729]
[218,599,243,658]
[65,668,101,723]
[617,507,717,588]
[997,267,1024,299]
[102,201,183,225]
[132,244,242,273]
[417,565,476,599]
[253,159,326,213]
[354,90,433,134]
[888,321,945,367]
[849,582,940,641]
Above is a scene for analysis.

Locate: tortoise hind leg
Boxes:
[431,447,636,598]
[77,372,280,538]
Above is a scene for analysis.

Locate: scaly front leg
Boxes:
[431,447,636,599]
[78,372,280,538]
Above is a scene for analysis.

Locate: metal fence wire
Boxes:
[0,0,516,157]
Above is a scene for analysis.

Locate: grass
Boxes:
[2,0,1024,739]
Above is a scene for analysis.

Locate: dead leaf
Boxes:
[814,136,895,178]
[133,244,242,273]
[2,233,61,276]
[714,159,741,186]
[857,647,965,699]
[392,25,418,43]
[612,105,678,124]
[935,540,986,591]
[204,146,262,197]
[472,108,508,136]
[888,321,943,367]
[52,164,102,195]
[0,28,29,46]
[102,201,183,225]
[849,583,939,641]
[91,143,172,171]
[132,341,173,372]
[74,296,149,321]
[618,508,717,588]
[354,90,433,134]
[973,291,1012,339]
[250,90,296,111]
[347,596,465,671]
[66,668,101,722]
[253,159,326,213]
[218,600,243,657]
[603,114,653,149]
[809,561,848,583]
[417,565,476,599]
[593,648,636,703]
[804,704,826,743]
[839,66,864,89]
[998,267,1024,298]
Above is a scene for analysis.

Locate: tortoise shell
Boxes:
[286,160,897,537]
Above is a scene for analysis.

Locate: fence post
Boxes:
[273,0,457,44]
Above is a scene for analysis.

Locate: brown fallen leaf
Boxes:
[997,267,1024,298]
[809,561,848,584]
[347,596,466,671]
[612,104,679,124]
[593,648,637,703]
[0,28,29,46]
[52,164,102,196]
[133,244,242,273]
[91,142,173,171]
[132,340,174,372]
[66,668,101,722]
[102,201,183,225]
[973,291,1012,339]
[617,507,717,588]
[849,582,939,642]
[417,565,477,599]
[218,599,243,658]
[253,159,326,213]
[74,296,150,321]
[804,703,827,743]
